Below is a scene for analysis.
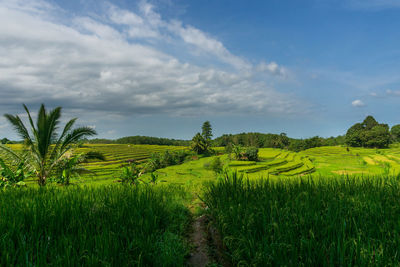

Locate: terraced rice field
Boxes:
[6,144,187,185]
[299,145,400,176]
[76,144,188,184]
[228,149,316,178]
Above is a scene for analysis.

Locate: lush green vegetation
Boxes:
[4,106,400,265]
[0,185,190,266]
[88,136,190,146]
[346,116,391,148]
[203,172,400,266]
[214,132,345,151]
[0,104,96,186]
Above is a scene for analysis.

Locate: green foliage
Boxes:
[0,138,10,144]
[55,151,105,185]
[115,136,190,146]
[345,116,390,148]
[244,146,259,161]
[231,145,258,161]
[146,150,191,172]
[204,172,400,265]
[149,172,159,184]
[0,158,31,187]
[391,124,400,142]
[209,157,223,174]
[214,132,344,151]
[191,132,211,155]
[201,121,213,141]
[1,104,96,185]
[0,186,189,266]
[232,144,243,160]
[118,162,142,185]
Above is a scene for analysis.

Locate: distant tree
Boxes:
[364,124,391,148]
[244,147,259,161]
[191,133,209,155]
[202,121,213,141]
[0,138,10,144]
[345,123,364,147]
[278,133,290,148]
[345,116,390,148]
[362,116,379,130]
[391,124,400,142]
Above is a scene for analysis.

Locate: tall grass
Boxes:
[203,172,400,266]
[0,185,190,266]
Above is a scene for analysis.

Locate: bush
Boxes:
[244,147,259,161]
[146,150,191,172]
[209,157,223,174]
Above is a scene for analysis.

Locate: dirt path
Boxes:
[187,215,210,267]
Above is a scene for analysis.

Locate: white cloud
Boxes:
[256,61,287,76]
[352,99,365,107]
[369,92,378,97]
[0,0,303,123]
[386,89,400,96]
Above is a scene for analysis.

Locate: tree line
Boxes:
[213,132,345,152]
[85,136,190,146]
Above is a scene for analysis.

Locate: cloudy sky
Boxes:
[1,0,400,140]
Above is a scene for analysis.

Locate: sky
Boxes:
[1,0,400,140]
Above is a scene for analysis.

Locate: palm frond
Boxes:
[3,114,33,147]
[50,118,77,162]
[59,127,97,156]
[22,104,38,144]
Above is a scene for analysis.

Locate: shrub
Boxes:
[118,162,142,185]
[244,147,259,161]
[209,157,223,174]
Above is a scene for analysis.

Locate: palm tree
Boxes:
[191,132,209,155]
[1,104,96,186]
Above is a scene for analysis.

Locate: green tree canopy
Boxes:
[201,121,213,141]
[391,124,400,142]
[191,133,209,155]
[345,116,390,148]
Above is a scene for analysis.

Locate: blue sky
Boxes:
[0,0,400,140]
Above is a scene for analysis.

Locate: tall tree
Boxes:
[1,104,96,186]
[391,124,400,142]
[202,121,213,141]
[191,133,209,154]
[345,116,390,148]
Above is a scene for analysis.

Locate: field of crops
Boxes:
[74,144,187,184]
[300,145,400,176]
[0,185,190,266]
[9,144,400,187]
[203,173,400,265]
[6,144,187,185]
[228,149,315,177]
[5,143,400,265]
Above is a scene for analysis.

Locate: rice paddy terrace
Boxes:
[7,144,400,186]
[228,145,400,179]
[75,144,186,184]
[228,149,315,178]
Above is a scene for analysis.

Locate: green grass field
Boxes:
[0,185,190,266]
[9,144,400,187]
[203,173,400,266]
[5,144,400,265]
